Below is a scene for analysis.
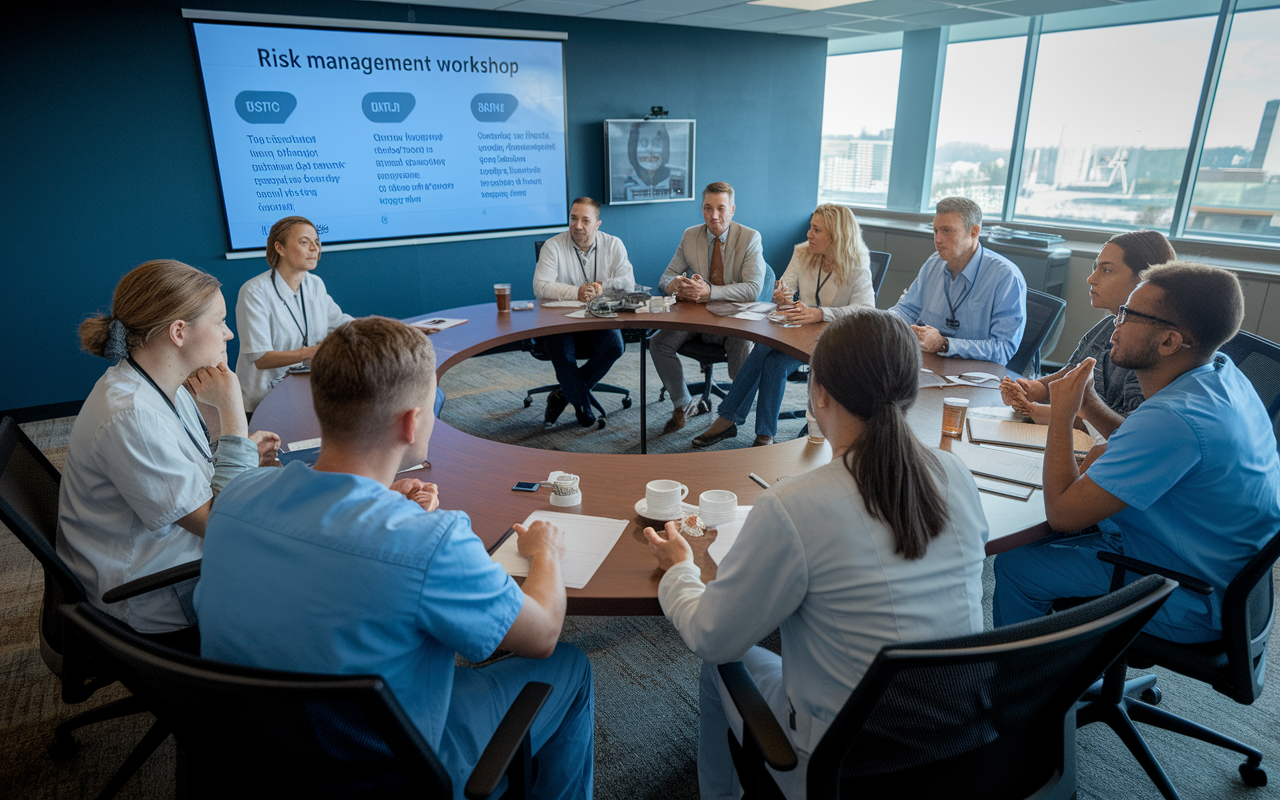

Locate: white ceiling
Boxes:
[372,0,1149,41]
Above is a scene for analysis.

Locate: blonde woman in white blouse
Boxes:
[692,204,875,448]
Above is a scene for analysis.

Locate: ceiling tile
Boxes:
[895,6,1012,24]
[984,0,1114,14]
[398,0,514,10]
[615,0,753,12]
[495,0,601,14]
[831,16,924,30]
[675,2,808,21]
[823,0,955,16]
[729,13,811,30]
[579,5,678,19]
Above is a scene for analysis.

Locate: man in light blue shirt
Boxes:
[195,317,594,798]
[994,263,1280,643]
[889,196,1027,365]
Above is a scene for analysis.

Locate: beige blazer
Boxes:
[657,221,766,303]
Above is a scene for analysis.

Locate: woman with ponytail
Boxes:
[59,260,279,648]
[646,309,989,799]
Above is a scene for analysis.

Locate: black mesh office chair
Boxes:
[1221,329,1280,449]
[63,601,550,800]
[657,265,776,412]
[0,416,199,799]
[1005,289,1067,377]
[718,574,1176,800]
[524,239,634,424]
[1071,534,1280,799]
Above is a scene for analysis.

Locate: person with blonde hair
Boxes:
[235,215,353,412]
[692,204,875,448]
[649,310,987,798]
[58,260,279,648]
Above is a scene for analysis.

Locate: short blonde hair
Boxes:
[797,204,870,286]
[79,260,222,359]
[311,317,437,443]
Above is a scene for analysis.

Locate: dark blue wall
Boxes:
[2,1,825,412]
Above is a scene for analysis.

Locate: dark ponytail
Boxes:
[810,311,949,560]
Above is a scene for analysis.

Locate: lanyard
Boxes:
[814,267,834,308]
[126,358,213,464]
[271,270,309,346]
[575,244,598,285]
[942,245,981,329]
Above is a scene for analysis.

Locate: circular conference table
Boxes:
[252,300,1052,615]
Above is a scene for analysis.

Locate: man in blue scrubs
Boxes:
[889,196,1027,365]
[195,316,594,799]
[994,263,1280,642]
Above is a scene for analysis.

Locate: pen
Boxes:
[487,526,518,555]
[748,473,770,490]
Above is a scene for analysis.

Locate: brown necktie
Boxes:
[710,237,725,286]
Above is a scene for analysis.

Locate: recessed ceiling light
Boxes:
[748,0,874,10]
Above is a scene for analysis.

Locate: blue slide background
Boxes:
[191,21,568,250]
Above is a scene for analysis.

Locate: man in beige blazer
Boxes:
[651,181,767,434]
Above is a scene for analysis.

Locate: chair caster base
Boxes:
[1239,761,1267,787]
[523,396,533,408]
[1140,687,1161,705]
[621,397,633,409]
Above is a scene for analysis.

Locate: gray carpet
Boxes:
[3,358,1279,798]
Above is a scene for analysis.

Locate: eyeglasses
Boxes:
[1116,304,1180,329]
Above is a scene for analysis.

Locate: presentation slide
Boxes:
[189,21,569,251]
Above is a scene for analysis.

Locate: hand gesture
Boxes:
[578,281,603,303]
[513,519,565,561]
[644,521,693,571]
[785,302,823,325]
[1048,358,1096,426]
[772,280,793,307]
[910,324,946,353]
[248,430,282,466]
[390,478,440,512]
[681,274,712,303]
[185,363,242,411]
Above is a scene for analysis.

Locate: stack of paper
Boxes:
[950,441,1044,489]
[407,316,468,331]
[966,417,1095,458]
[490,510,628,589]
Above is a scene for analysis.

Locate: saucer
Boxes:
[635,498,694,522]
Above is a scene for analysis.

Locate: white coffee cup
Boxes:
[646,479,689,518]
[699,490,737,529]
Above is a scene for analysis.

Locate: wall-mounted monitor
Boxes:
[604,119,696,205]
[185,10,570,254]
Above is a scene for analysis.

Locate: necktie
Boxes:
[710,237,725,286]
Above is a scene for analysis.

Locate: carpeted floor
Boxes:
[2,353,1278,799]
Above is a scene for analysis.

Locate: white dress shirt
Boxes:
[533,230,636,301]
[778,244,876,322]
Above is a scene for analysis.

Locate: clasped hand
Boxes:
[390,478,440,512]
[577,281,604,303]
[669,275,711,303]
[909,324,947,353]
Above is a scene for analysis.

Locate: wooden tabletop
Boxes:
[252,301,1050,615]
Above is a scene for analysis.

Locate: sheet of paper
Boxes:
[704,505,755,566]
[705,301,774,320]
[539,300,584,308]
[286,437,321,451]
[968,406,1023,422]
[918,369,949,389]
[564,309,590,319]
[404,314,468,331]
[944,375,987,388]
[967,417,1094,457]
[950,441,1044,488]
[972,475,1035,500]
[491,510,628,589]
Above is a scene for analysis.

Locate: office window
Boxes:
[1186,7,1280,244]
[930,36,1026,217]
[1011,17,1216,230]
[820,50,901,209]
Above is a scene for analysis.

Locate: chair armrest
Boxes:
[1097,551,1213,596]
[101,560,202,603]
[717,662,798,772]
[464,681,552,800]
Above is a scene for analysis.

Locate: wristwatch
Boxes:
[939,337,950,354]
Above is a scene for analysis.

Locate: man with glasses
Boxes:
[993,262,1280,643]
[889,196,1027,365]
